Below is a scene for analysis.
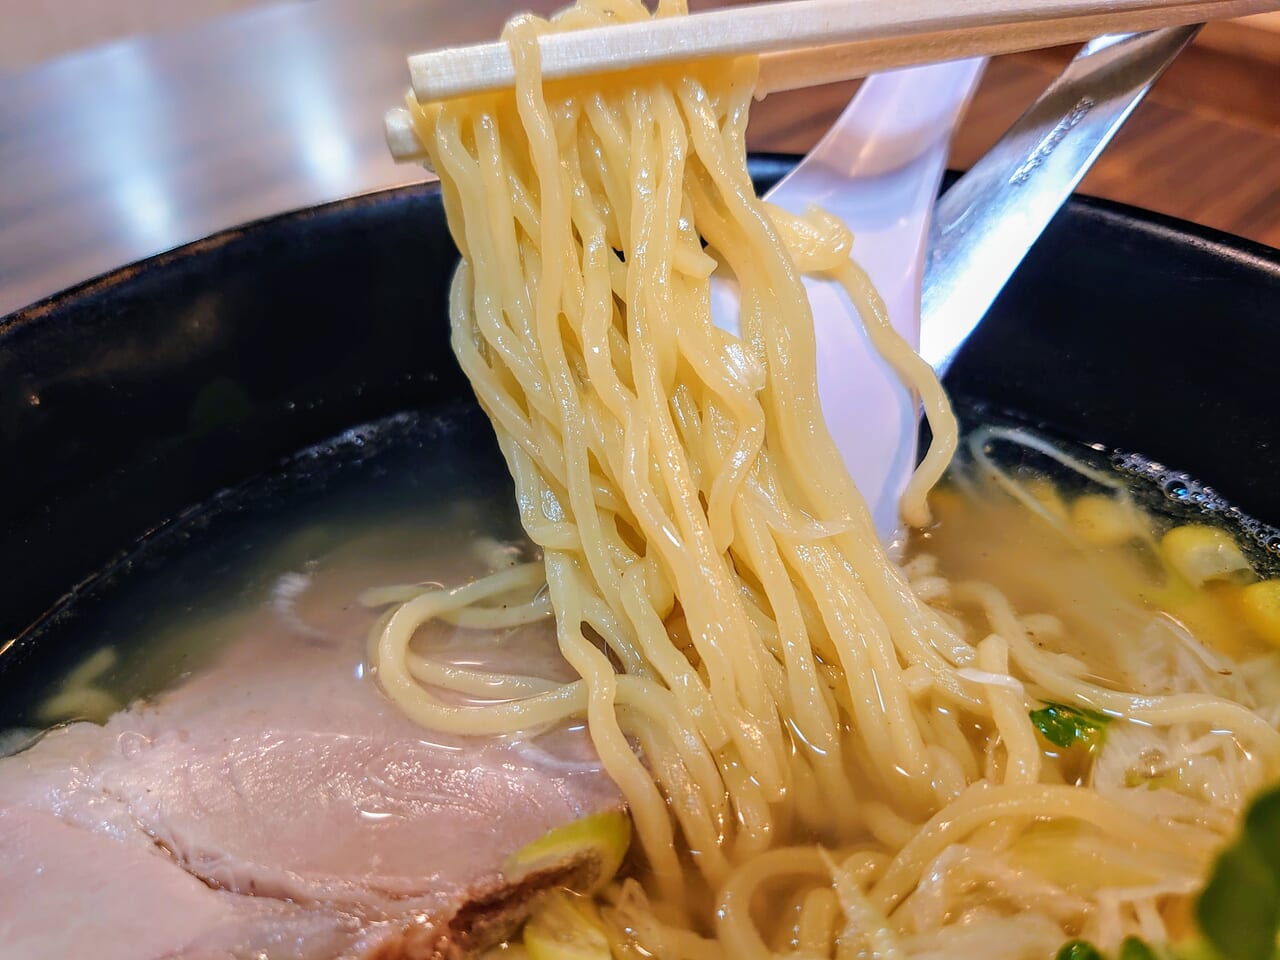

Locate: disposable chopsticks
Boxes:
[405,0,1276,103]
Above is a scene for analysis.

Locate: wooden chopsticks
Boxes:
[405,0,1277,103]
[385,0,1278,163]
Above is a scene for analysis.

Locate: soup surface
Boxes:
[2,405,521,731]
[3,404,1277,959]
[14,406,1273,734]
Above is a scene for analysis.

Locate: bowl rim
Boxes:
[4,154,1278,330]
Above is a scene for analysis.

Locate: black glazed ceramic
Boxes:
[1,155,1278,698]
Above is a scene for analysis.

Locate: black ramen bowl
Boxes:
[1,154,1278,704]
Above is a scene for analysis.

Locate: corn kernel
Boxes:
[1166,584,1255,660]
[1240,580,1280,647]
[1071,494,1142,547]
[1160,525,1252,587]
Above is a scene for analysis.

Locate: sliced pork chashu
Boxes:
[0,556,621,959]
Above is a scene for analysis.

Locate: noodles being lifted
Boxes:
[374,1,1280,956]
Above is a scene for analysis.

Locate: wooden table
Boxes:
[1,0,1277,317]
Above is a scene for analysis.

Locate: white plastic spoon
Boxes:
[710,59,986,545]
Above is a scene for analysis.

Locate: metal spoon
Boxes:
[923,26,1202,374]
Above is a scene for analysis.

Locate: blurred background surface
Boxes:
[1,0,1277,315]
